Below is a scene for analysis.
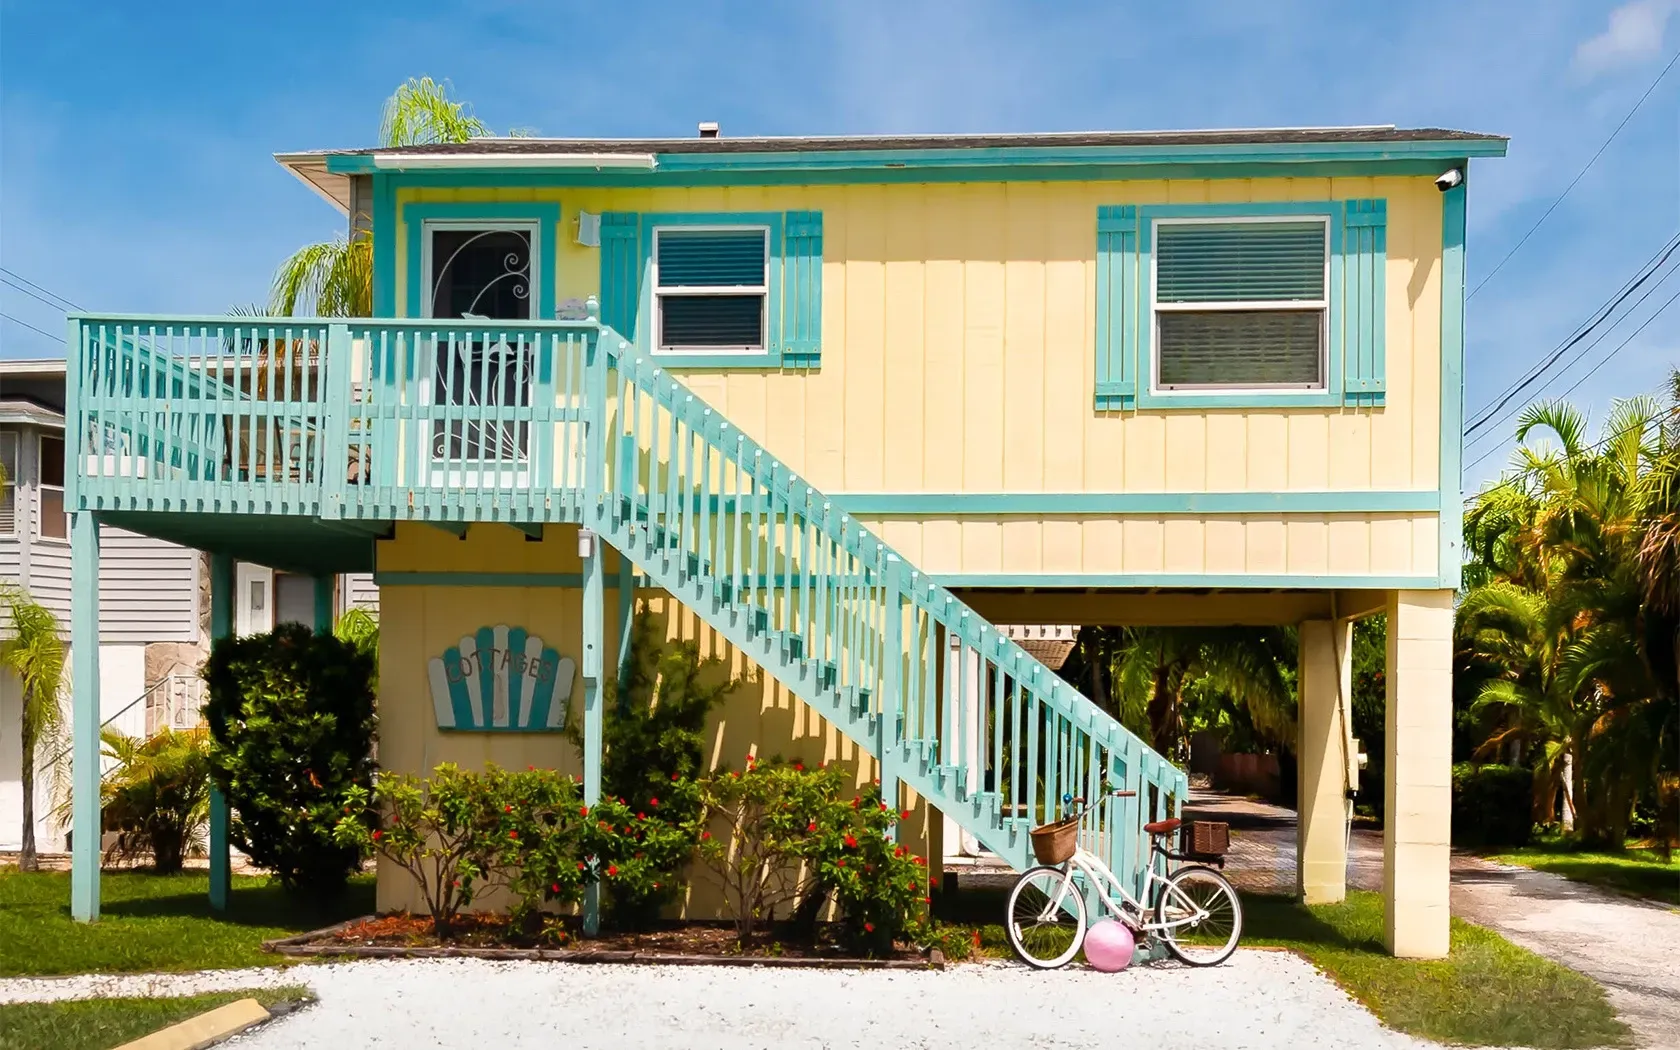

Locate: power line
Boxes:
[1464,286,1680,474]
[0,311,66,344]
[1465,233,1680,435]
[0,267,80,312]
[1465,246,1680,452]
[1468,45,1680,302]
[0,273,77,315]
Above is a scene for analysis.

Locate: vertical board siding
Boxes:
[384,176,1444,579]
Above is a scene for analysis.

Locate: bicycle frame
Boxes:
[1039,844,1210,934]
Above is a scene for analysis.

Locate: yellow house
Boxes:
[61,124,1505,959]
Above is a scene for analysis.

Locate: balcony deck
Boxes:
[67,314,605,573]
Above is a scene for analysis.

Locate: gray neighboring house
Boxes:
[0,358,377,851]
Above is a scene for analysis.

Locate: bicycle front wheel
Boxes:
[1154,865,1242,966]
[1006,865,1087,969]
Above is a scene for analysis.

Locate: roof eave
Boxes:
[315,136,1507,176]
[274,152,352,215]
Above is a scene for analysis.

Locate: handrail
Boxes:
[40,673,191,773]
[593,326,1185,892]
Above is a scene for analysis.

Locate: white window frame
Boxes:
[1149,214,1330,395]
[650,225,771,357]
[420,220,540,487]
[36,432,67,542]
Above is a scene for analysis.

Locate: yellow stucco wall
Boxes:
[392,177,1446,580]
[373,523,939,915]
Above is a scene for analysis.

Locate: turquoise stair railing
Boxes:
[588,326,1187,896]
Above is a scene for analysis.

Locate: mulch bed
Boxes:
[265,914,944,970]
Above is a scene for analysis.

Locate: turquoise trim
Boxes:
[1097,201,1389,411]
[399,201,562,319]
[207,553,234,913]
[326,139,1505,177]
[346,159,1482,192]
[312,575,335,630]
[373,175,395,316]
[1440,177,1467,590]
[834,490,1440,515]
[379,571,589,588]
[939,573,1442,590]
[69,512,101,922]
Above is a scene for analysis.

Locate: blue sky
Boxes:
[1,0,1676,492]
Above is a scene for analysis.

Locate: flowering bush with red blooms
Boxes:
[806,781,930,957]
[487,766,592,923]
[695,758,844,942]
[568,612,746,929]
[334,763,509,936]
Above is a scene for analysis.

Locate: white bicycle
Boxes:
[1006,790,1243,968]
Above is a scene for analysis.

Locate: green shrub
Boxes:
[807,779,929,956]
[204,622,377,895]
[97,728,211,873]
[1452,763,1535,848]
[495,766,592,924]
[572,611,745,929]
[695,758,840,942]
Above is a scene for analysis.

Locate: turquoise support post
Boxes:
[581,535,604,935]
[879,555,903,837]
[70,511,102,922]
[207,552,235,912]
[313,575,335,633]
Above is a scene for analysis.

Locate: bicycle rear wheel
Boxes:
[1154,865,1242,966]
[1006,865,1087,969]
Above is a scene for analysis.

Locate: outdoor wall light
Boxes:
[577,528,596,559]
[1435,168,1464,191]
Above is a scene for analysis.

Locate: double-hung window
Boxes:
[651,227,771,356]
[1152,218,1328,392]
[0,432,16,534]
[38,433,66,540]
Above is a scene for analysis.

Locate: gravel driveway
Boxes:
[200,954,1470,1050]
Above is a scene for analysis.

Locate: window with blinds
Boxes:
[0,431,16,534]
[1152,219,1328,390]
[652,227,770,354]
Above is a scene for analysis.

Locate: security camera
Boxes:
[1435,168,1464,192]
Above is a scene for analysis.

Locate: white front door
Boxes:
[235,563,274,636]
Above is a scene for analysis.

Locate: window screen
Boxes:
[653,228,769,352]
[0,432,15,534]
[38,434,66,539]
[1154,221,1326,390]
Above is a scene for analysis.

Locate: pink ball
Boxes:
[1084,918,1136,972]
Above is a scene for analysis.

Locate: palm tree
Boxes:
[1111,627,1297,760]
[269,77,522,317]
[0,584,66,871]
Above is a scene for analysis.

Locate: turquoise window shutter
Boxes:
[599,212,641,340]
[1095,205,1140,410]
[781,211,823,368]
[1339,199,1387,405]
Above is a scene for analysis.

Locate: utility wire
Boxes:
[1464,287,1680,474]
[0,267,80,311]
[1465,247,1680,452]
[1465,233,1680,435]
[0,311,67,344]
[0,273,78,315]
[1468,45,1680,302]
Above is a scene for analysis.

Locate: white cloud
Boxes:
[1575,0,1680,77]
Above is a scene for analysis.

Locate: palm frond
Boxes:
[380,77,491,147]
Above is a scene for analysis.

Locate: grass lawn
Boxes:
[1244,891,1632,1049]
[0,986,308,1050]
[0,870,375,977]
[1484,838,1680,906]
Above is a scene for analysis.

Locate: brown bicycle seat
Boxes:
[1143,818,1182,835]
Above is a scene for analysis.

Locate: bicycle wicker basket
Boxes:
[1029,815,1081,865]
[1180,820,1230,856]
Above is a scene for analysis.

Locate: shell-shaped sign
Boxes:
[427,625,575,732]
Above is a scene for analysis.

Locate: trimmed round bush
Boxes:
[1451,762,1534,848]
